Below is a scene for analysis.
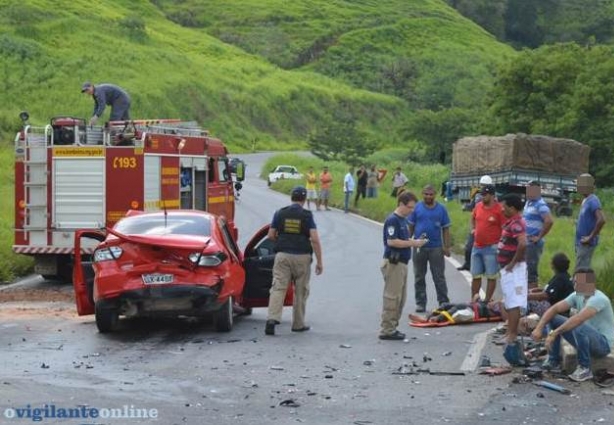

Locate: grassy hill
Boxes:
[0,0,515,149]
[155,0,515,110]
[0,0,408,151]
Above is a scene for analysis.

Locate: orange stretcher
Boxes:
[408,307,503,328]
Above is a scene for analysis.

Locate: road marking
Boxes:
[460,329,490,372]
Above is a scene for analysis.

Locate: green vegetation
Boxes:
[484,43,614,186]
[263,154,614,300]
[446,0,614,48]
[0,0,413,151]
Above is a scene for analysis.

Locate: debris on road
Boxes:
[279,399,300,408]
[534,380,571,395]
[479,366,512,376]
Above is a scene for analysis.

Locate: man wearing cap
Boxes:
[265,186,323,336]
[531,268,614,382]
[575,173,606,269]
[81,82,131,125]
[523,181,554,289]
[458,175,493,271]
[470,184,505,302]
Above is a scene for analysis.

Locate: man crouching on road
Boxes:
[379,191,427,340]
[265,186,323,336]
[531,268,614,382]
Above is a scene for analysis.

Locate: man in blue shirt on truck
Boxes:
[82,82,131,125]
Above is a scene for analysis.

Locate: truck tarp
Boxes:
[452,133,590,177]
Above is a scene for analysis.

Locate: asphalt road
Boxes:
[0,153,612,425]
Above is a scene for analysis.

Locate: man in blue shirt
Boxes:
[408,184,452,312]
[532,268,614,382]
[379,191,427,340]
[575,173,606,269]
[523,181,554,288]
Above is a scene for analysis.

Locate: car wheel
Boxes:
[214,296,233,332]
[95,303,119,333]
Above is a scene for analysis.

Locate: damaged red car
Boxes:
[72,210,292,333]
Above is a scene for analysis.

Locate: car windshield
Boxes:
[114,214,212,236]
[276,166,296,173]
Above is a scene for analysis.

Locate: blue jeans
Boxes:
[525,240,543,284]
[367,187,378,198]
[575,244,596,269]
[344,191,352,213]
[547,314,611,368]
[470,244,499,278]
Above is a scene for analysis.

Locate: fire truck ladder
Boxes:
[22,126,49,245]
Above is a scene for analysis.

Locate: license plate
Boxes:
[142,273,174,285]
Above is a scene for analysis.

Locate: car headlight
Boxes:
[94,246,123,262]
[188,252,227,267]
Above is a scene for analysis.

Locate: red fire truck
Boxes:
[13,114,244,281]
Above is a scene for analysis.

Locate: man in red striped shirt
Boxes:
[498,193,528,366]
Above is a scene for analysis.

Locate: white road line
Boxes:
[460,329,490,372]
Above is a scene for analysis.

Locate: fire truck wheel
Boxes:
[214,296,234,332]
[95,303,119,333]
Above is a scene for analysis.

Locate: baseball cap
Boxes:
[481,185,496,195]
[81,81,93,92]
[291,186,307,201]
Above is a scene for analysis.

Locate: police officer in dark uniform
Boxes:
[265,186,323,335]
[379,191,427,340]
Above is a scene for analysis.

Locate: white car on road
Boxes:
[267,165,303,186]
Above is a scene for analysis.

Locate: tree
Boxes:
[308,119,379,167]
[404,108,478,164]
[484,43,614,186]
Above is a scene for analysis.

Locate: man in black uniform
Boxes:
[265,186,323,335]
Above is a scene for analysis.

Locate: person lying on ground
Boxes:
[409,296,506,324]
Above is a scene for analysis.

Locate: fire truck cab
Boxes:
[13,113,244,281]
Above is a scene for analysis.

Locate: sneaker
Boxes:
[568,365,593,382]
[541,358,562,374]
[415,305,426,313]
[379,330,406,340]
[265,320,279,336]
[503,342,528,367]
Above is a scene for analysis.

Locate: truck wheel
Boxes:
[95,303,119,333]
[214,296,233,332]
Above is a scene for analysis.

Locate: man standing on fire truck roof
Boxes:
[81,82,131,126]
